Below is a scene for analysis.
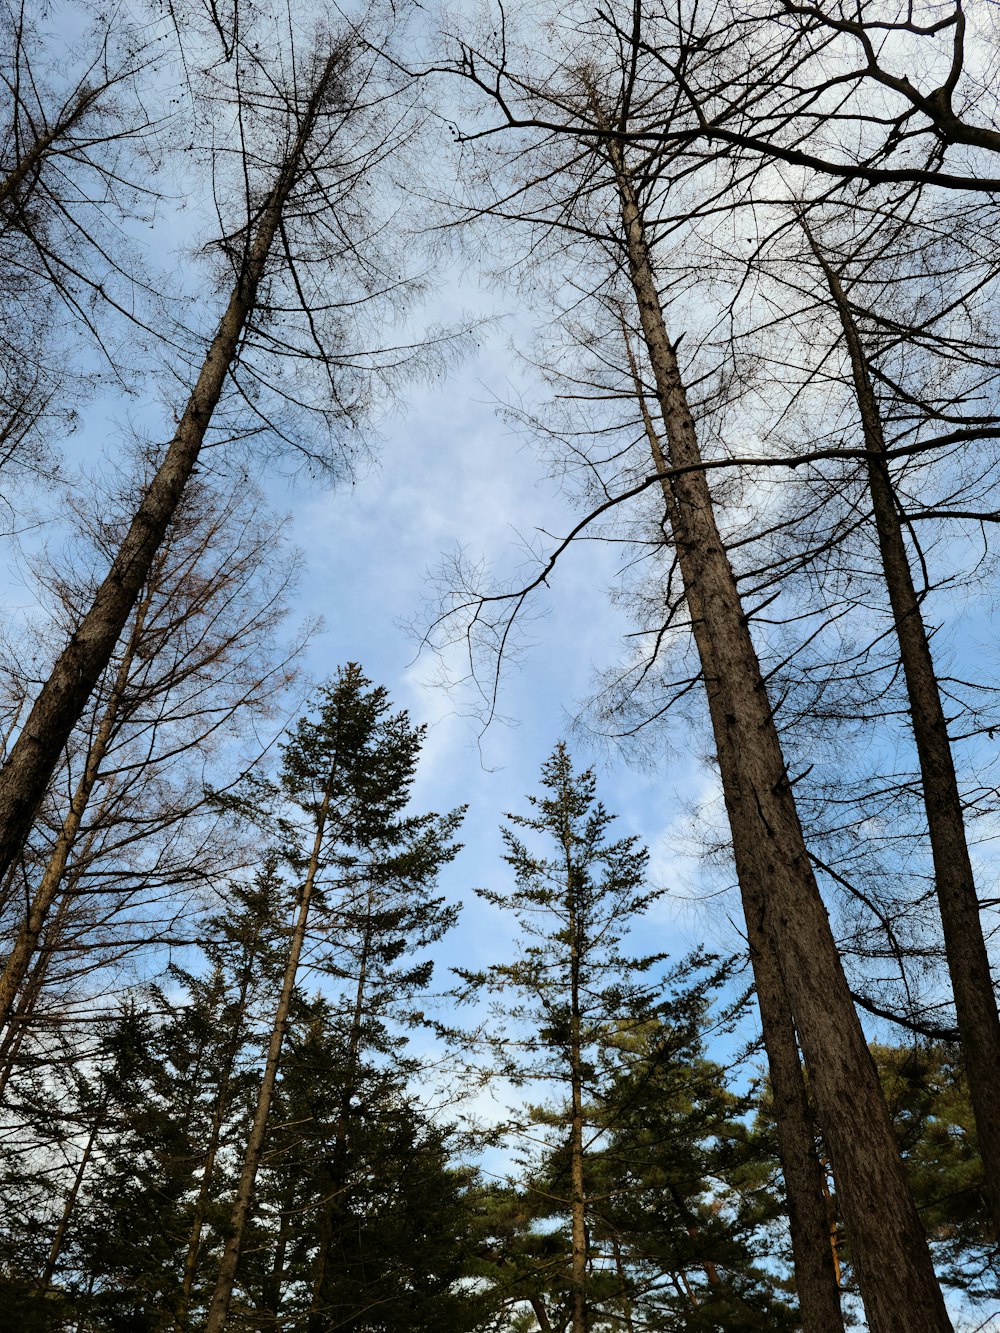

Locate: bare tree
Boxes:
[427,6,954,1325]
[0,2,432,903]
[0,0,170,494]
[0,465,302,1051]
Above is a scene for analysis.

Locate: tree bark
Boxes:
[0,47,342,889]
[627,335,845,1333]
[203,783,332,1333]
[176,949,262,1327]
[609,143,950,1332]
[309,893,372,1328]
[566,835,588,1333]
[0,582,152,1030]
[202,773,333,1333]
[809,230,1000,1240]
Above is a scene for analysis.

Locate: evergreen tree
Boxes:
[456,744,791,1331]
[243,993,488,1333]
[70,868,289,1330]
[586,1015,799,1331]
[205,664,467,1329]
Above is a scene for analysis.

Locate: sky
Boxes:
[10,0,993,1090]
[281,281,723,998]
[9,4,1000,1326]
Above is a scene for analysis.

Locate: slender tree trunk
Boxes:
[177,954,260,1327]
[309,899,373,1327]
[809,232,1000,1238]
[679,1268,698,1307]
[0,888,73,1099]
[0,584,152,1030]
[0,85,101,215]
[0,49,342,888]
[203,780,333,1333]
[263,1176,297,1326]
[819,1157,843,1289]
[627,334,845,1333]
[609,144,950,1332]
[562,827,588,1333]
[39,1092,104,1288]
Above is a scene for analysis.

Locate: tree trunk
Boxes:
[810,231,1000,1239]
[39,1091,104,1288]
[309,895,373,1328]
[556,817,589,1333]
[0,887,74,1100]
[0,84,101,216]
[263,1177,297,1326]
[0,582,153,1030]
[609,144,950,1332]
[627,334,845,1333]
[177,951,261,1327]
[568,959,588,1332]
[203,784,333,1333]
[0,48,342,889]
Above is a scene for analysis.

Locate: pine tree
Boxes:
[455,744,787,1331]
[205,664,466,1329]
[69,868,289,1330]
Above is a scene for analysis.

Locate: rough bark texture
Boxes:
[632,350,845,1333]
[0,49,340,889]
[812,237,1000,1239]
[203,787,331,1333]
[610,146,950,1332]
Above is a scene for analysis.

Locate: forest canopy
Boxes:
[0,0,998,1330]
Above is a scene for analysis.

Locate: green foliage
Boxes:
[71,868,289,1328]
[243,994,490,1332]
[875,1043,997,1298]
[456,744,793,1330]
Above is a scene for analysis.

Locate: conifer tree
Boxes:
[67,868,288,1329]
[456,744,788,1331]
[205,664,465,1330]
[245,992,487,1332]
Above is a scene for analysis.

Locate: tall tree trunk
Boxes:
[809,230,1000,1238]
[0,48,342,889]
[38,1090,105,1288]
[627,334,845,1333]
[0,84,101,215]
[562,822,588,1333]
[0,886,74,1100]
[263,1176,297,1327]
[176,951,261,1328]
[0,582,153,1030]
[203,782,333,1333]
[609,144,950,1332]
[309,896,373,1328]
